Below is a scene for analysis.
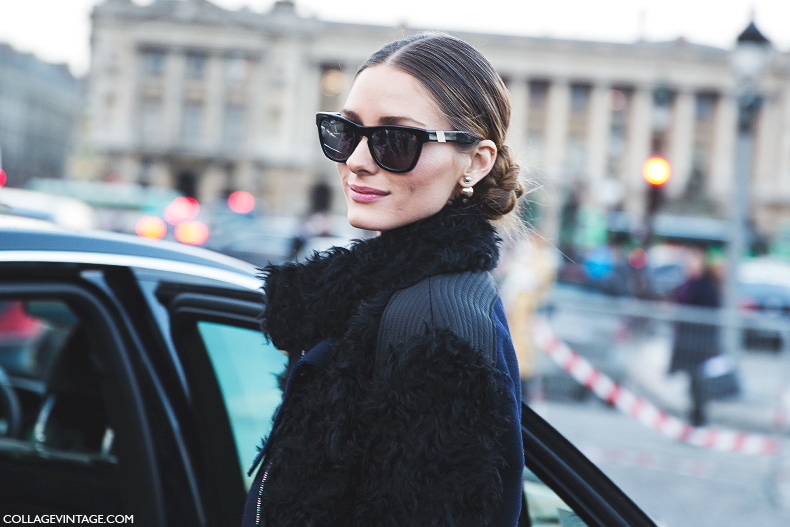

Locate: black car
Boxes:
[0,217,656,527]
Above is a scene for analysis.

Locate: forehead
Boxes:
[343,65,446,127]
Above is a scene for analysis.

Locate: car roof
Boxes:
[0,224,262,291]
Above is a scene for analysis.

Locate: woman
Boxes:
[668,246,723,426]
[242,32,526,526]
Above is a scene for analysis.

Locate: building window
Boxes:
[181,101,203,147]
[526,130,544,166]
[565,133,587,174]
[610,88,629,113]
[651,86,675,132]
[223,103,245,148]
[141,48,165,77]
[185,52,207,80]
[608,87,632,178]
[319,64,345,110]
[320,67,344,97]
[695,91,718,123]
[570,83,591,114]
[225,53,249,84]
[140,98,161,144]
[528,80,549,110]
[139,158,153,187]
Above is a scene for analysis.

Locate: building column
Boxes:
[776,85,790,197]
[204,52,225,151]
[506,76,529,155]
[709,92,737,201]
[163,47,186,147]
[302,62,325,166]
[753,87,781,202]
[667,88,695,198]
[586,82,612,205]
[115,48,137,149]
[248,50,270,163]
[272,40,302,163]
[541,79,571,242]
[623,84,652,216]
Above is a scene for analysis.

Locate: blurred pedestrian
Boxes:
[668,246,721,426]
[499,234,557,402]
[242,33,526,526]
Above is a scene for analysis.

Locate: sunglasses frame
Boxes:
[316,112,480,173]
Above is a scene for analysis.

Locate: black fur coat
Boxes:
[242,205,523,527]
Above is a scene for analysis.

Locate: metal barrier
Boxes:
[534,290,790,506]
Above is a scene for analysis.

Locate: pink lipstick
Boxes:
[349,184,389,203]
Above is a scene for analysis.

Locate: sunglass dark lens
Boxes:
[370,129,419,172]
[320,118,356,161]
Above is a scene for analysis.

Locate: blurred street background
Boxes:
[3,1,790,525]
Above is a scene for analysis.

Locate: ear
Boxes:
[461,139,497,186]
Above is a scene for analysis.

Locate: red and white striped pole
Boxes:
[532,318,781,456]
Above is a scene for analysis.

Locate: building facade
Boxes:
[78,0,790,241]
[0,43,82,187]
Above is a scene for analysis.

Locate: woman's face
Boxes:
[336,65,472,231]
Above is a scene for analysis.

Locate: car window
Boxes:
[0,298,114,458]
[196,320,287,489]
[0,289,160,519]
[524,467,588,526]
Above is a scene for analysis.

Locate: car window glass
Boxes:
[196,321,287,489]
[0,293,131,516]
[524,467,589,526]
[0,297,116,459]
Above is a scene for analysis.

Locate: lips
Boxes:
[349,184,389,203]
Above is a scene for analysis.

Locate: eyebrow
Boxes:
[340,109,427,128]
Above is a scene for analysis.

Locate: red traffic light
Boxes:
[0,169,6,187]
[227,190,255,214]
[642,156,671,187]
[164,196,200,225]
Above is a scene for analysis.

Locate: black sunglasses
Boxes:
[316,112,480,173]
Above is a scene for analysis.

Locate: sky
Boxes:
[1,0,788,77]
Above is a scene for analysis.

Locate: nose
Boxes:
[345,136,377,175]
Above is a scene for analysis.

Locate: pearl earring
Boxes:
[460,186,474,200]
[463,176,473,184]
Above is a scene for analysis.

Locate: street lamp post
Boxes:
[723,21,772,356]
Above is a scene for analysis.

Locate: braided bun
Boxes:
[472,145,526,220]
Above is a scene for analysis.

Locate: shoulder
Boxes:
[377,271,500,362]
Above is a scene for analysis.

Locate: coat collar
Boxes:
[260,203,500,353]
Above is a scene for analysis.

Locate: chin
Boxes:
[346,209,387,232]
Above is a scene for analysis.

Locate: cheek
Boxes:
[406,150,463,193]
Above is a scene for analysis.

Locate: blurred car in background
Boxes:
[739,257,790,352]
[206,214,366,268]
[26,178,180,234]
[205,215,299,267]
[0,187,98,230]
[0,216,657,526]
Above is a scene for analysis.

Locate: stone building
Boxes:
[0,43,82,187]
[78,0,790,240]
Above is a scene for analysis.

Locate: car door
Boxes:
[161,286,287,526]
[0,276,166,525]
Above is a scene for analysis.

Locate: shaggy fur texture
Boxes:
[253,204,516,526]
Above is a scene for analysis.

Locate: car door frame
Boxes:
[0,276,167,525]
[161,286,265,526]
[521,402,657,527]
